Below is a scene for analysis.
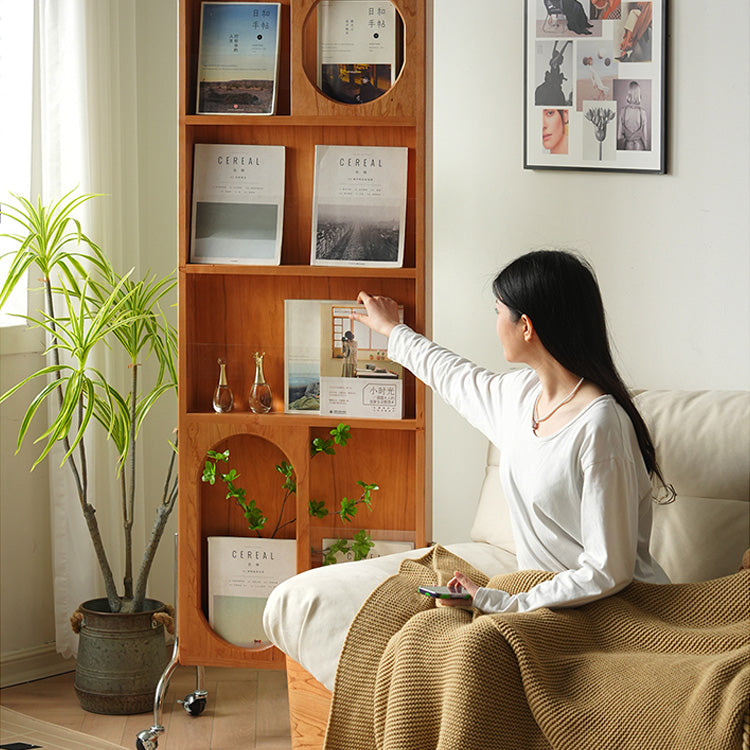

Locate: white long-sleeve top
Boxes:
[388,324,670,614]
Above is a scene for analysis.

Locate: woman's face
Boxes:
[542,109,568,154]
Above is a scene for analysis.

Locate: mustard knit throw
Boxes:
[324,546,750,750]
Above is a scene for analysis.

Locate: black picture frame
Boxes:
[524,0,667,173]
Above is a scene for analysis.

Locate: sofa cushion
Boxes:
[635,389,750,581]
[470,441,515,552]
[633,390,749,501]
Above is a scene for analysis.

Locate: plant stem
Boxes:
[271,487,295,538]
[123,364,139,600]
[77,396,121,612]
[46,279,120,611]
[131,437,178,612]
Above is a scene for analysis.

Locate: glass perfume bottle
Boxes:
[248,351,272,414]
[212,358,234,413]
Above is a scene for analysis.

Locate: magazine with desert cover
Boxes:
[310,144,408,268]
[285,299,404,419]
[197,2,281,115]
[190,143,285,265]
[317,0,398,104]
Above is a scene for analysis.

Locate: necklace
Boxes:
[532,377,585,431]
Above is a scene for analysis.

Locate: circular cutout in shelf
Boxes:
[303,0,405,105]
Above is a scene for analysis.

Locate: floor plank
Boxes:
[0,666,292,750]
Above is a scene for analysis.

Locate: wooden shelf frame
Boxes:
[177,0,428,670]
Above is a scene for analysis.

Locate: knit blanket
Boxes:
[324,545,750,750]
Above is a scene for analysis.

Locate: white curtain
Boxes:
[34,0,142,658]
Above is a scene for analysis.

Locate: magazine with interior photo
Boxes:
[196,2,281,115]
[319,301,404,418]
[284,298,350,415]
[190,143,285,265]
[207,536,296,648]
[317,0,398,104]
[284,299,404,418]
[311,145,408,268]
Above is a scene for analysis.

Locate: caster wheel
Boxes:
[135,729,159,750]
[180,693,207,716]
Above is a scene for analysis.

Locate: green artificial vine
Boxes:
[201,423,378,564]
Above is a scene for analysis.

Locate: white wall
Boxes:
[431,0,750,544]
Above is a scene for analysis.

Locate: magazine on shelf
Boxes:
[310,144,408,268]
[284,299,404,418]
[207,536,296,648]
[317,0,398,104]
[190,143,285,265]
[196,2,281,115]
[322,537,414,564]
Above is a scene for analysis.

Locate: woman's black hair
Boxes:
[493,249,673,501]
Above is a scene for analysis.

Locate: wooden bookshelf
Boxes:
[176,0,428,670]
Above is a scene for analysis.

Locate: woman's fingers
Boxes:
[351,291,400,336]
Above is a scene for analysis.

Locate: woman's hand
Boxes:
[436,571,480,609]
[351,291,401,337]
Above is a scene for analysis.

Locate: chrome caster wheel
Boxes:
[178,691,207,716]
[135,727,162,750]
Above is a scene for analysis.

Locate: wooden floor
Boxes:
[0,665,292,749]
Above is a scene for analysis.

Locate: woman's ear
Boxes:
[520,314,535,342]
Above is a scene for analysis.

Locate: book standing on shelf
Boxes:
[317,0,398,104]
[284,299,404,419]
[207,536,296,648]
[322,537,414,563]
[196,2,281,115]
[311,144,408,268]
[190,143,285,265]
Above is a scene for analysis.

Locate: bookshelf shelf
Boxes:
[177,0,427,672]
[181,263,419,278]
[183,114,418,128]
[183,411,422,431]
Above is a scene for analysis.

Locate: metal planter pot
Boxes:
[73,598,169,715]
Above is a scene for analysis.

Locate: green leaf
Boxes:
[322,538,350,566]
[239,499,266,531]
[331,423,351,446]
[308,499,329,519]
[338,497,358,523]
[207,449,229,462]
[202,461,217,485]
[350,529,374,561]
[276,461,296,492]
[311,436,335,456]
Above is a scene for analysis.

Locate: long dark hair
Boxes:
[493,249,673,501]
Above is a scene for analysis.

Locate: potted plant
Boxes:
[0,189,178,714]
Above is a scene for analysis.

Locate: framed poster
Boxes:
[524,0,666,173]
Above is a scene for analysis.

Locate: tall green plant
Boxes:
[0,189,178,613]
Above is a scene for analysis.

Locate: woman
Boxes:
[542,109,569,154]
[617,80,649,150]
[352,249,671,614]
[340,330,358,377]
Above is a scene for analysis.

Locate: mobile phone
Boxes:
[418,584,471,600]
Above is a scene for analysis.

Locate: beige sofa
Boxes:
[263,388,750,748]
